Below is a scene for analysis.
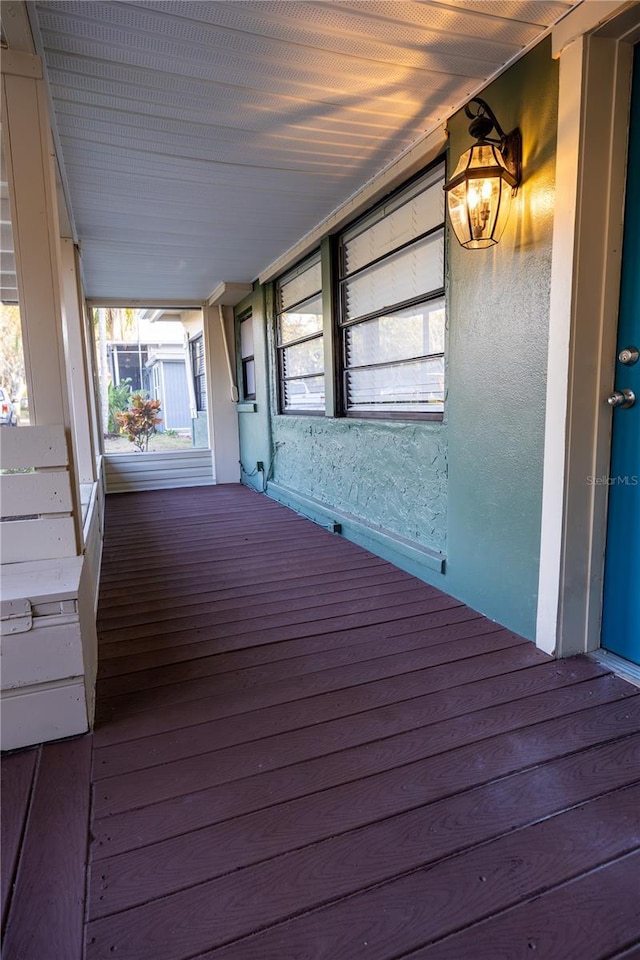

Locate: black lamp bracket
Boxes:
[464,97,521,187]
[465,98,506,142]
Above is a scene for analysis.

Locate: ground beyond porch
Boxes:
[2,484,640,959]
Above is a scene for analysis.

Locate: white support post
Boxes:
[80,280,105,463]
[60,239,96,484]
[203,303,241,483]
[536,38,585,655]
[1,51,82,553]
[2,63,68,428]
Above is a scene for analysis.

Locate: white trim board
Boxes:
[0,678,88,752]
[0,556,83,605]
[537,9,640,656]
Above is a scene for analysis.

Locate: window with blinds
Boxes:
[190,334,206,412]
[239,311,256,400]
[338,162,445,418]
[276,252,324,414]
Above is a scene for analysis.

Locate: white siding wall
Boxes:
[104,449,214,493]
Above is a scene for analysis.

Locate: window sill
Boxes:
[279,409,325,417]
[237,401,257,413]
[345,410,444,422]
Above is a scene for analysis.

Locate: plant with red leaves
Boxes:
[116,394,162,452]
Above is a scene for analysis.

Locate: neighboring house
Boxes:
[139,307,210,444]
[109,313,194,434]
[1,0,639,751]
[145,345,192,433]
[108,342,148,394]
[109,340,192,433]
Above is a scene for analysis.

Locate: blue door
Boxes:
[601,44,640,664]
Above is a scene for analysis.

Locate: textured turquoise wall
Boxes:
[237,38,558,641]
[272,416,447,553]
[444,37,558,638]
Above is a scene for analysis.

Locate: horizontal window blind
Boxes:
[275,253,324,414]
[277,259,322,312]
[338,161,446,418]
[343,233,444,323]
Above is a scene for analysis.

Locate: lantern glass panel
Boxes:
[447,143,514,249]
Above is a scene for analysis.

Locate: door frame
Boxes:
[536,5,640,657]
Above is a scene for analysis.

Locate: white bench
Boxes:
[0,426,93,751]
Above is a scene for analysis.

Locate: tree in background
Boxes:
[0,304,27,400]
[94,307,139,434]
[107,378,133,434]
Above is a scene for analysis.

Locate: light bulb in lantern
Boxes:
[444,99,521,249]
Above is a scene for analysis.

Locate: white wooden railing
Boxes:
[0,425,78,562]
[0,425,99,751]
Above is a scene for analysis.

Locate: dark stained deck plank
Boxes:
[96,566,414,627]
[97,535,380,584]
[100,504,339,535]
[97,547,386,595]
[96,578,433,640]
[96,552,387,600]
[96,581,441,647]
[97,558,388,605]
[95,609,490,701]
[2,736,92,960]
[92,629,540,778]
[89,729,640,921]
[96,564,403,620]
[206,824,640,960]
[91,693,640,861]
[99,539,405,576]
[85,788,640,960]
[93,637,544,748]
[402,851,640,960]
[611,945,640,959]
[100,520,317,553]
[100,537,369,574]
[100,509,358,543]
[95,626,527,722]
[71,486,640,960]
[96,600,476,681]
[0,747,38,931]
[93,670,627,819]
[96,592,462,663]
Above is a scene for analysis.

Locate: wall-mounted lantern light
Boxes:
[444,98,522,249]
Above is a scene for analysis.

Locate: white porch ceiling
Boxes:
[31,0,577,301]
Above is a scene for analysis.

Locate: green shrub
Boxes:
[107,379,133,434]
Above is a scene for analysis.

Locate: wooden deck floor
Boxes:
[2,484,640,959]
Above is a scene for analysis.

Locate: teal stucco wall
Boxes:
[444,37,558,638]
[237,37,558,640]
[272,416,447,554]
[236,286,272,493]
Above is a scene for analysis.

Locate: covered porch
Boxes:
[2,485,640,959]
[2,2,640,957]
